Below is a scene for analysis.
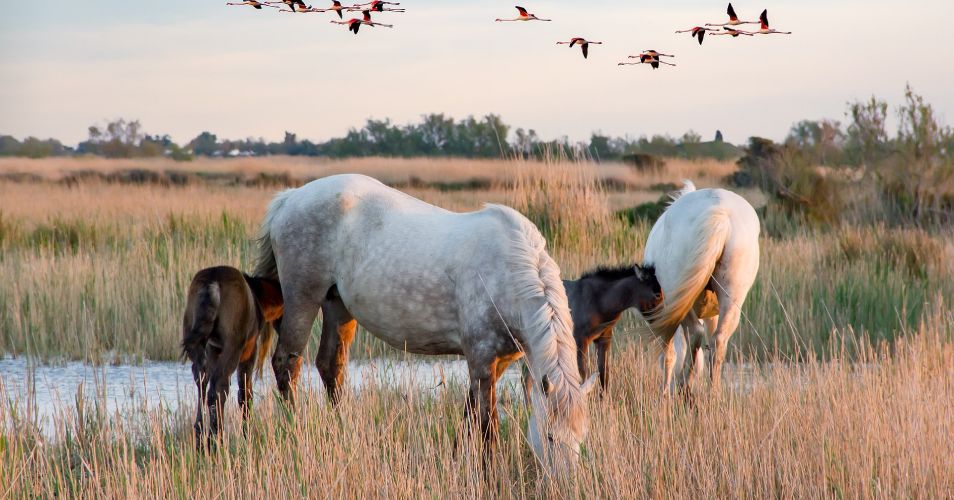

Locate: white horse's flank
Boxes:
[254,174,594,473]
[644,181,760,393]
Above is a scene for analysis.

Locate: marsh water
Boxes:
[0,356,526,437]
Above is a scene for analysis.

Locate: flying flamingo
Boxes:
[675,26,719,45]
[619,54,676,69]
[359,9,393,27]
[752,9,792,35]
[638,49,674,59]
[709,27,753,37]
[556,38,602,59]
[226,0,281,9]
[266,0,307,11]
[705,3,757,27]
[306,0,348,18]
[330,16,364,33]
[351,0,404,12]
[496,6,551,22]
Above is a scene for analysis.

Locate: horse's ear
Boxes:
[541,374,552,396]
[581,373,599,397]
[634,265,646,280]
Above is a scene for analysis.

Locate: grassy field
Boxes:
[2,324,951,497]
[0,156,949,362]
[1,155,953,496]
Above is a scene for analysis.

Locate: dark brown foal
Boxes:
[181,266,283,446]
[564,264,661,394]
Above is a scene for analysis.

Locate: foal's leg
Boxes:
[237,355,255,422]
[594,334,613,395]
[315,296,357,405]
[192,360,209,445]
[576,340,590,381]
[206,343,244,442]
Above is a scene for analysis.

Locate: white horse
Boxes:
[252,174,597,473]
[645,181,760,395]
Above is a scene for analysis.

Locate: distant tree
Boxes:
[189,131,220,156]
[714,130,724,142]
[0,135,22,156]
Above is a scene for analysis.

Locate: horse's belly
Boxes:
[337,280,463,355]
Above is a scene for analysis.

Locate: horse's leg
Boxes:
[709,306,742,392]
[576,339,590,382]
[677,313,705,402]
[660,333,677,397]
[191,358,209,446]
[272,292,323,404]
[315,296,357,405]
[237,355,255,424]
[594,334,612,396]
[463,359,499,456]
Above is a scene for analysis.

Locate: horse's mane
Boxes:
[579,263,655,282]
[483,204,587,439]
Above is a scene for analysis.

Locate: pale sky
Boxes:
[1,0,952,146]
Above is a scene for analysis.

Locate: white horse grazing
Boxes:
[644,181,760,394]
[253,174,596,473]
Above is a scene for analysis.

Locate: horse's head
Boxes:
[527,371,598,477]
[633,264,663,314]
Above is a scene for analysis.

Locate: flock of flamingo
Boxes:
[226,2,791,68]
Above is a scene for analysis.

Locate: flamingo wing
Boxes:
[727,3,738,21]
[696,30,705,44]
[582,43,589,58]
[760,9,769,29]
[515,6,529,17]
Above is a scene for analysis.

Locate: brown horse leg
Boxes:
[192,359,209,446]
[594,335,612,396]
[237,356,255,423]
[206,344,243,443]
[315,296,357,405]
[576,340,590,382]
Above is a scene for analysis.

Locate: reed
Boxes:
[1,158,951,362]
[1,319,951,497]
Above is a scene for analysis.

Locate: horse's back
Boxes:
[182,266,258,360]
[646,188,758,263]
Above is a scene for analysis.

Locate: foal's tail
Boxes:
[181,282,221,362]
[647,206,731,339]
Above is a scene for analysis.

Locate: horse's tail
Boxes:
[181,282,221,362]
[670,179,696,201]
[648,205,731,339]
[245,275,284,377]
[253,189,294,280]
[255,322,275,376]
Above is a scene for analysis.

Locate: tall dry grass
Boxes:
[2,316,952,497]
[0,155,737,190]
[0,157,951,362]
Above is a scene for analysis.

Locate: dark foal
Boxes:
[181,266,283,446]
[564,264,661,394]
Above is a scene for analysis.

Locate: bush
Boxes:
[621,153,665,172]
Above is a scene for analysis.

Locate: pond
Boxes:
[0,356,525,437]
